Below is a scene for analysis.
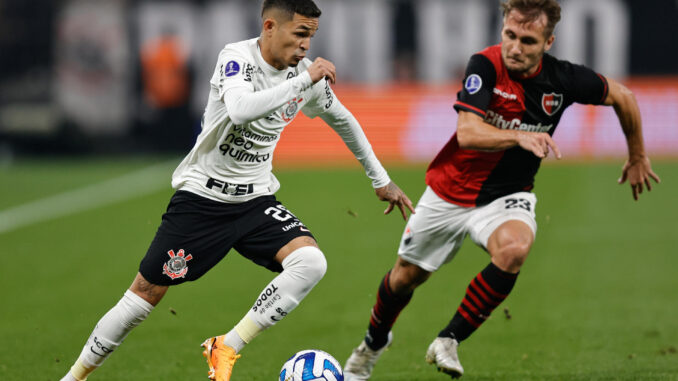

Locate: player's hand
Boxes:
[618,155,661,201]
[375,181,415,221]
[517,131,562,159]
[307,57,336,84]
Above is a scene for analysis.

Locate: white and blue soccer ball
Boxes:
[279,349,344,381]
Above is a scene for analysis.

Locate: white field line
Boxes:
[0,160,178,234]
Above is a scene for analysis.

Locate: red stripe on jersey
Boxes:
[597,73,609,104]
[426,134,506,207]
[455,101,486,117]
[426,44,527,207]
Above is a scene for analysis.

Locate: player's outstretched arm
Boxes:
[456,111,562,159]
[603,78,661,200]
[375,181,415,221]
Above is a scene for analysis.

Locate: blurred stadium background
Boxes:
[1,1,677,380]
[1,0,677,161]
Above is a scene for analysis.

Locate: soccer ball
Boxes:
[279,349,344,381]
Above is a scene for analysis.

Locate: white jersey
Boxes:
[172,37,391,203]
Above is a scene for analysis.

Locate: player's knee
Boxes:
[283,246,327,285]
[493,240,531,271]
[391,259,430,295]
[304,247,327,284]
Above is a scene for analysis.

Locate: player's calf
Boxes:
[221,246,327,352]
[60,290,154,381]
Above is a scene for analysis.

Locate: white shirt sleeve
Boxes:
[304,79,391,189]
[213,48,313,125]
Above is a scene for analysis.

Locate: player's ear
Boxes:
[262,18,277,37]
[544,34,555,52]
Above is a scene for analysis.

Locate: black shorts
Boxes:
[139,191,315,286]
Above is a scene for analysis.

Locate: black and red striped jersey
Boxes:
[426,44,609,207]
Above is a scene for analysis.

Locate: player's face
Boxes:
[501,9,555,77]
[270,14,318,69]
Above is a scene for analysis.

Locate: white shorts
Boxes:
[398,186,537,272]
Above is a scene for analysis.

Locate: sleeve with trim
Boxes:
[559,61,609,105]
[308,79,391,188]
[453,54,497,117]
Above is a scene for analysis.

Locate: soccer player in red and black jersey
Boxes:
[344,0,661,379]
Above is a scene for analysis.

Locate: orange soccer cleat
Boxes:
[201,336,241,381]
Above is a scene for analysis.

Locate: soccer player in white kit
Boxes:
[59,1,414,380]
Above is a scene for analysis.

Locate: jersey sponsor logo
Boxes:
[232,125,278,143]
[493,87,518,100]
[206,177,254,196]
[465,74,483,95]
[287,71,296,79]
[219,127,274,162]
[541,92,563,116]
[224,61,240,77]
[219,142,271,162]
[162,249,193,280]
[485,110,554,133]
[243,63,255,82]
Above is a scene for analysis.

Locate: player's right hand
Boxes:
[517,131,562,159]
[375,181,416,221]
[307,57,336,85]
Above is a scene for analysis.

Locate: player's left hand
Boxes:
[618,155,661,200]
[375,182,415,220]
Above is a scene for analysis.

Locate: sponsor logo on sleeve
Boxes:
[465,74,483,95]
[224,61,240,77]
[243,63,254,82]
[324,81,334,109]
[541,93,563,116]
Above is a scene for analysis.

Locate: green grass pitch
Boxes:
[0,158,676,380]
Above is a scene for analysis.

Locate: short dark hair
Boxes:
[262,0,321,20]
[500,0,561,37]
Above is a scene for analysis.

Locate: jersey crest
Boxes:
[282,97,303,122]
[541,92,563,116]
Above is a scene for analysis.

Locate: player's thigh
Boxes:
[397,186,471,272]
[234,198,315,273]
[467,192,537,251]
[139,191,239,286]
